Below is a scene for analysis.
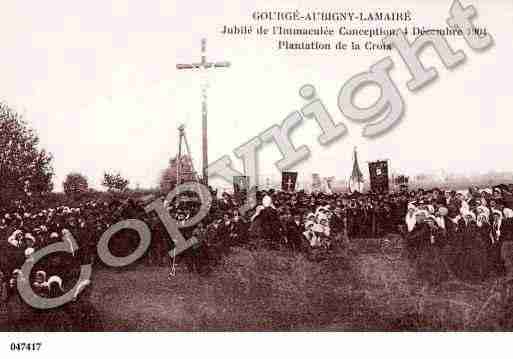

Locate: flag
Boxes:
[368,160,389,194]
[282,172,298,192]
[233,176,249,193]
[349,147,364,193]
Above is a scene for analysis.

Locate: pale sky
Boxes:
[0,0,511,191]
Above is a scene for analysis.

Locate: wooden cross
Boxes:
[176,39,231,187]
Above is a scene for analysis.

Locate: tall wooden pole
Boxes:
[201,40,208,185]
[176,38,231,187]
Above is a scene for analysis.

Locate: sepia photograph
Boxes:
[0,0,512,357]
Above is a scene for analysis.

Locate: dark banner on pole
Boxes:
[282,172,298,192]
[233,176,249,194]
[368,161,389,194]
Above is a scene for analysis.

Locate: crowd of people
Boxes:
[402,185,513,284]
[171,184,513,284]
[1,183,513,329]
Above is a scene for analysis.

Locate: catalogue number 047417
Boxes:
[10,343,42,352]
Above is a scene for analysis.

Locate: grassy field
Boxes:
[2,238,512,331]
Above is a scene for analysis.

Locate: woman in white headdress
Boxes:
[24,247,35,265]
[262,195,274,209]
[61,229,76,256]
[303,221,321,248]
[405,203,417,233]
[477,213,490,229]
[459,196,470,214]
[7,230,23,248]
[462,210,477,227]
[434,207,448,231]
[32,270,64,297]
[503,207,513,219]
[476,203,490,219]
[404,209,434,261]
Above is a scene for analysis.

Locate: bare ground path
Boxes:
[1,239,511,331]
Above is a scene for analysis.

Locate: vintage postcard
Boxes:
[0,0,512,357]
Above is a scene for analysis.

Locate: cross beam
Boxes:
[176,38,231,187]
[287,178,294,191]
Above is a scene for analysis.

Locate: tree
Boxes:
[0,102,54,203]
[102,171,129,192]
[63,172,88,196]
[159,155,198,193]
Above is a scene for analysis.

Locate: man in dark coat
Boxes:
[285,213,304,251]
[329,207,345,240]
